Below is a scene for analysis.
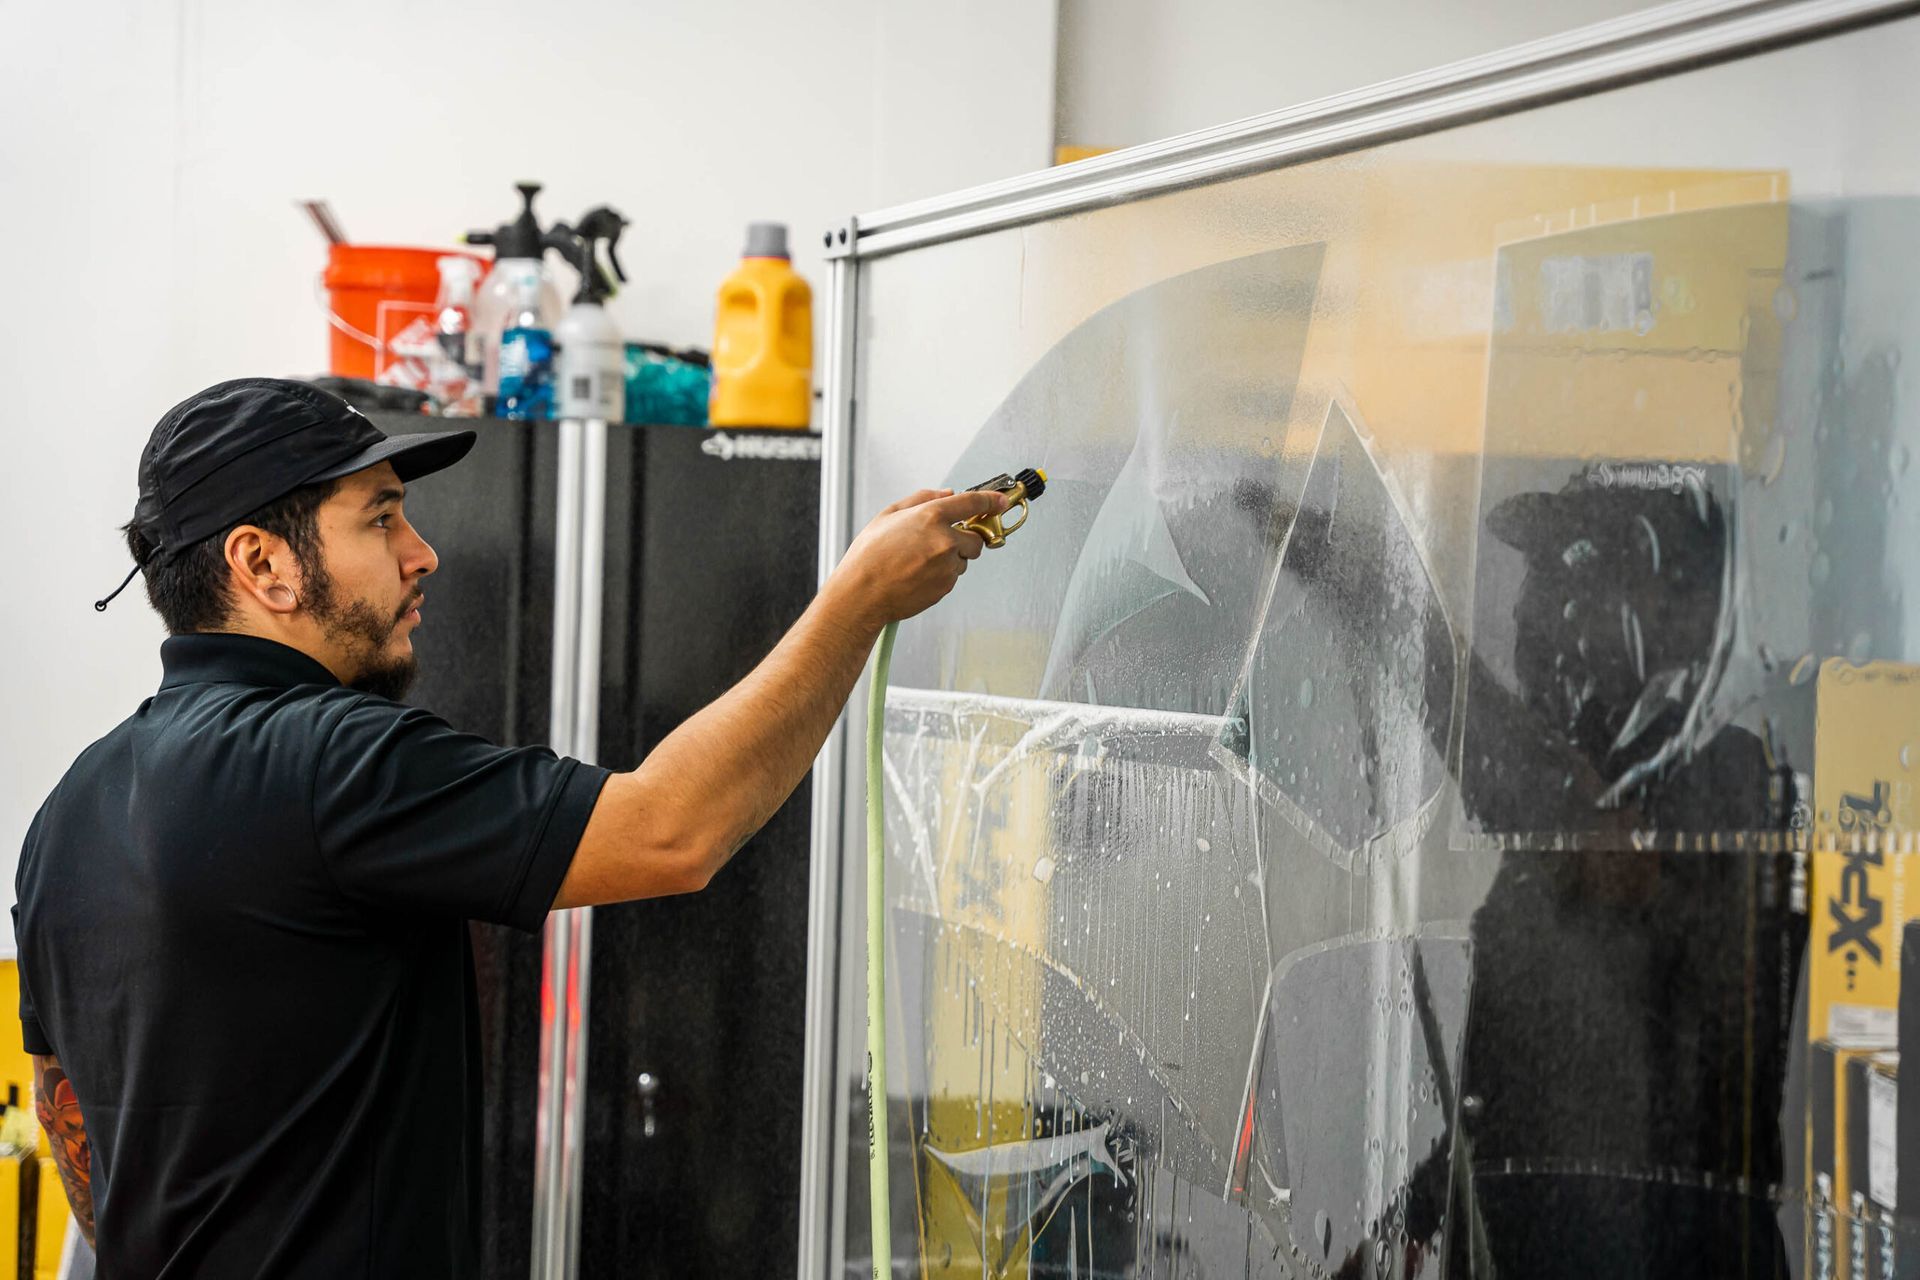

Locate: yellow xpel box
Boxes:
[1813,661,1920,1046]
[1812,661,1920,1277]
[1810,1041,1897,1280]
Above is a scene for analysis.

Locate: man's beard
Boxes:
[306,568,420,701]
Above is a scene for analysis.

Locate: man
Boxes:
[15,378,1005,1277]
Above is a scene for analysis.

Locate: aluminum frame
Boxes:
[829,0,1917,263]
[797,248,861,1280]
[796,0,1920,1276]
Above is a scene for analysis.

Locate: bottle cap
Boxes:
[743,221,789,260]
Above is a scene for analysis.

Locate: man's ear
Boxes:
[224,526,299,615]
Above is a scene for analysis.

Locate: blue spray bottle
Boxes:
[496,270,556,421]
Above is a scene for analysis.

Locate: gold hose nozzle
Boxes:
[955,467,1048,548]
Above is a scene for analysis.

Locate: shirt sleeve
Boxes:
[311,695,611,932]
[12,908,49,1056]
[14,817,51,1059]
[11,810,50,1055]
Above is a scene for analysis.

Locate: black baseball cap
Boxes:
[97,378,476,610]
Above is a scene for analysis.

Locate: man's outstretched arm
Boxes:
[554,486,1006,908]
[32,1054,93,1249]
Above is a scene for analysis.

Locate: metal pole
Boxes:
[531,417,585,1278]
[530,417,608,1279]
[557,418,607,1280]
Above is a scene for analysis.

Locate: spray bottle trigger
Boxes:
[604,224,628,284]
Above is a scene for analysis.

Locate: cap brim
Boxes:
[307,428,478,487]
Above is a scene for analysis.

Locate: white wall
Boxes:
[1055,0,1662,150]
[0,0,1056,932]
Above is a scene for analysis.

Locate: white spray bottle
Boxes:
[553,207,630,423]
[465,182,565,395]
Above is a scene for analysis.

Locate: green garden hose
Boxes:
[863,467,1044,1279]
[865,619,898,1280]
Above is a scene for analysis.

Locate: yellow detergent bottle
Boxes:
[709,222,813,428]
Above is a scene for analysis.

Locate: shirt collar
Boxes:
[158,633,342,691]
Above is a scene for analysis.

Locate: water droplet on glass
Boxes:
[1789,653,1817,686]
[1759,433,1787,487]
[1298,677,1314,709]
[1811,552,1832,586]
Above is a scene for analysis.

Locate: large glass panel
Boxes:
[835,16,1920,1278]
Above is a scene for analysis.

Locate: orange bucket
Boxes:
[322,245,485,379]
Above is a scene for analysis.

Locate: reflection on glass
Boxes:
[838,16,1920,1278]
[1218,401,1456,870]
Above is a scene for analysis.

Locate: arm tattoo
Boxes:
[31,1055,94,1249]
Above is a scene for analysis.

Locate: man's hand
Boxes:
[824,488,1008,631]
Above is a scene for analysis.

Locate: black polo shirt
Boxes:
[13,634,609,1278]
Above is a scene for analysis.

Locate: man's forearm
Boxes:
[556,485,1003,907]
[32,1055,93,1249]
[557,576,883,905]
[658,576,882,861]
